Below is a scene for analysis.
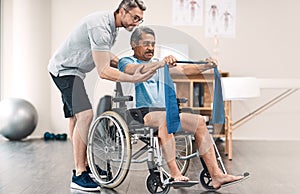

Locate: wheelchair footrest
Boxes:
[165,178,199,187]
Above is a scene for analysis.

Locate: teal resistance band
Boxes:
[177,62,226,124]
[164,63,225,135]
[212,67,225,124]
[164,64,182,134]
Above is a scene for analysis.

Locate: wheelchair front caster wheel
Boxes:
[200,169,216,191]
[146,171,170,194]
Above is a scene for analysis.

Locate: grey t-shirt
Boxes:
[48,11,118,79]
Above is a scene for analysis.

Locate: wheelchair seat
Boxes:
[96,94,195,136]
[97,94,165,134]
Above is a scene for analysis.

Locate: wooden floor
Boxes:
[1,137,299,194]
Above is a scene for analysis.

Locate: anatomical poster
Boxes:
[205,0,236,38]
[173,0,204,26]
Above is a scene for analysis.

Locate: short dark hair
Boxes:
[116,0,146,13]
[130,26,155,46]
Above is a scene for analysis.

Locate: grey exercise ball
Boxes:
[0,98,38,140]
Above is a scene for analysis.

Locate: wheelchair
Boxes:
[87,83,228,194]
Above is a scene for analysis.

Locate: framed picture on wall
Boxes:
[205,0,236,38]
[173,0,204,26]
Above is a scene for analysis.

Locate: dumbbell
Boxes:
[44,132,67,141]
[55,133,67,141]
[44,132,55,140]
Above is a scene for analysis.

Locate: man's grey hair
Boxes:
[116,0,146,13]
[130,26,155,46]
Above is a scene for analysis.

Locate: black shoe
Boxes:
[70,170,100,191]
[86,165,107,179]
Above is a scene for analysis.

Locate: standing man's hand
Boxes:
[131,65,156,82]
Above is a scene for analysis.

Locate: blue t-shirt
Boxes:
[118,56,165,108]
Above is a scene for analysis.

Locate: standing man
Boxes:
[48,0,154,192]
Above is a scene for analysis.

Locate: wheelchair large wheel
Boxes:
[87,111,132,188]
[162,135,192,176]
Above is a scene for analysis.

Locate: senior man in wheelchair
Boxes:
[117,26,244,190]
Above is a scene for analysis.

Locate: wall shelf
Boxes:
[172,71,233,160]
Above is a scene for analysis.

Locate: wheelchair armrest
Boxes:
[112,95,133,103]
[177,98,188,103]
[180,107,193,113]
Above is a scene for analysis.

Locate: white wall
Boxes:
[49,0,120,133]
[1,0,51,137]
[2,0,300,140]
